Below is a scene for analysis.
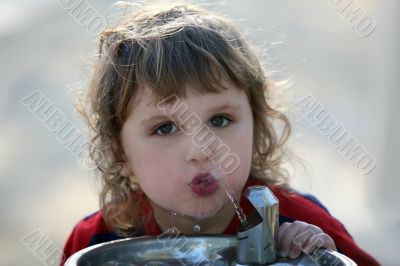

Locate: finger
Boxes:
[288,240,303,259]
[288,229,314,259]
[292,227,315,248]
[279,221,310,257]
[303,233,337,254]
[278,222,294,257]
[288,224,322,259]
[278,222,292,239]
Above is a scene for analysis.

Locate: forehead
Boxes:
[129,84,247,119]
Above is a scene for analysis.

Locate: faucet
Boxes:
[234,185,279,265]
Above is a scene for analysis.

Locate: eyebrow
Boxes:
[140,103,241,126]
[139,114,170,126]
[208,103,241,112]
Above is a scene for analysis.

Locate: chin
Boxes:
[181,197,229,220]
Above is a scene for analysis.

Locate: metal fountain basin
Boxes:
[64,235,356,265]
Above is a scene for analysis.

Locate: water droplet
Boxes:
[193,224,201,232]
[166,226,179,235]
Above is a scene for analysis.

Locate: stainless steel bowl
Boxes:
[64,235,356,265]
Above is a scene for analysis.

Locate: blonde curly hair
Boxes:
[79,2,292,235]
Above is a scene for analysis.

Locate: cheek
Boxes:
[219,124,253,194]
[228,144,252,188]
[130,145,179,190]
[228,121,253,164]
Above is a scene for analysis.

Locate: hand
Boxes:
[278,221,336,259]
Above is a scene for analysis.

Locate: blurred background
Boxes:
[0,0,398,265]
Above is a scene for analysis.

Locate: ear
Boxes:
[111,137,134,177]
[120,161,134,177]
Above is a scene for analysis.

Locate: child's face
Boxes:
[120,83,254,219]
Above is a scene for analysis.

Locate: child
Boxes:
[61,2,379,265]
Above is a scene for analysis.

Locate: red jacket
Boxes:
[61,178,380,265]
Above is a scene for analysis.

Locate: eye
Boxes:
[208,115,232,128]
[154,122,178,136]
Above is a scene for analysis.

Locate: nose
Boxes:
[184,126,215,163]
[185,138,208,163]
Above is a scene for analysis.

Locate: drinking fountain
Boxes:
[65,186,357,265]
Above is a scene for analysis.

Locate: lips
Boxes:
[190,172,218,197]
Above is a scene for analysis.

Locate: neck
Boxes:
[149,199,237,235]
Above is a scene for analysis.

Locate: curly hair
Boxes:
[78,1,292,235]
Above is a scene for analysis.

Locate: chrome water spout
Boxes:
[235,185,279,265]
